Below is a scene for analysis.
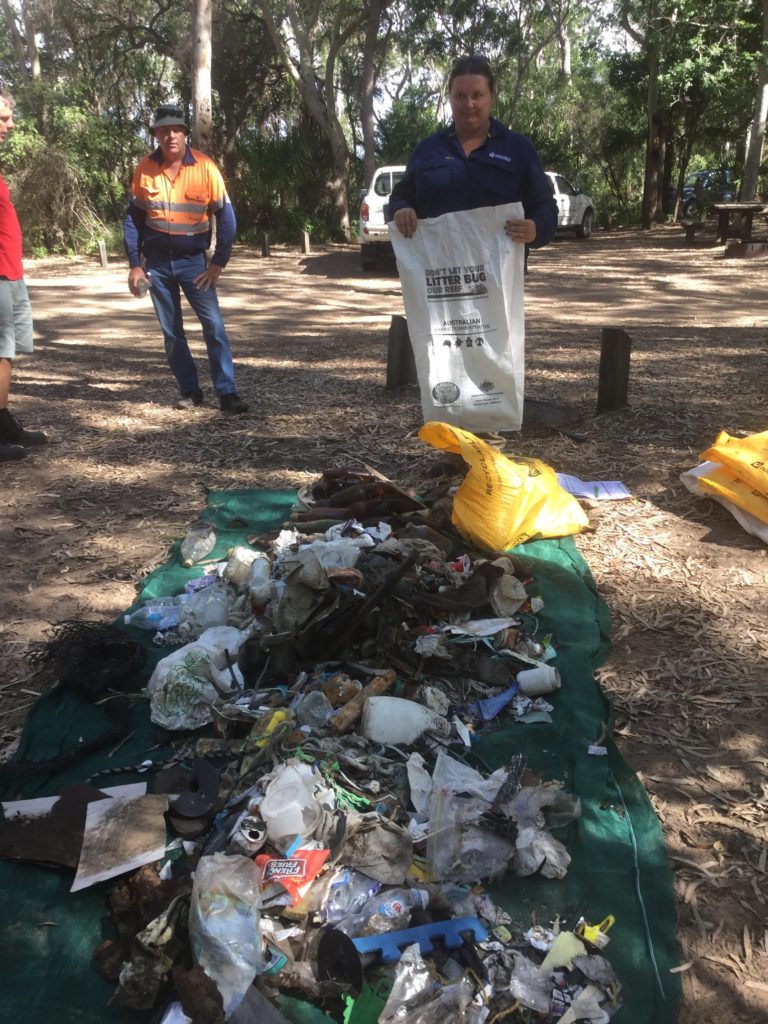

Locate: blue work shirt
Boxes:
[388,118,558,248]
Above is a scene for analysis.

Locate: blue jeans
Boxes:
[146,252,237,396]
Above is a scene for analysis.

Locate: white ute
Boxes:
[546,171,595,238]
[359,164,406,270]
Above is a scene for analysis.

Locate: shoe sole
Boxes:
[0,447,27,461]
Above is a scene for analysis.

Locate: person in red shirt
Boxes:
[0,91,46,461]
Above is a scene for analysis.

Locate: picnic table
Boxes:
[713,201,765,243]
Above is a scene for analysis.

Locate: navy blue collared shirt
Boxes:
[388,118,557,247]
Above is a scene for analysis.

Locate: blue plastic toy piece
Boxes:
[351,916,488,961]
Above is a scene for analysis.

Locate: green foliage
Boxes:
[376,90,440,163]
[234,122,340,243]
[1,0,766,246]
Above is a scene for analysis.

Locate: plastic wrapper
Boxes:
[427,793,514,883]
[505,784,581,830]
[256,848,329,906]
[188,853,265,1017]
[508,952,551,1013]
[514,826,571,879]
[431,751,508,803]
[378,943,437,1023]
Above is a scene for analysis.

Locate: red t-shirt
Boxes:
[0,173,23,280]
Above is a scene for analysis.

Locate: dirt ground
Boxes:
[1,225,767,1022]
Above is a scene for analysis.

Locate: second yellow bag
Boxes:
[419,421,589,551]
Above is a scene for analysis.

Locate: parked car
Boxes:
[678,168,736,219]
[359,164,406,270]
[546,172,595,237]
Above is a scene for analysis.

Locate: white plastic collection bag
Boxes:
[389,202,525,431]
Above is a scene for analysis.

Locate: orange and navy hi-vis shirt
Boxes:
[123,145,236,268]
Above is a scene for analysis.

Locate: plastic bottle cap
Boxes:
[415,888,430,910]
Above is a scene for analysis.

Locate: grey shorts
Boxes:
[0,278,34,358]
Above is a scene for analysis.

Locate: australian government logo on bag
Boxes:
[390,202,526,432]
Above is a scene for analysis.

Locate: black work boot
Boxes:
[219,393,249,415]
[174,388,204,410]
[0,441,26,461]
[0,409,47,446]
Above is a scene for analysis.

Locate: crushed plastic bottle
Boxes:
[339,887,430,937]
[178,580,231,638]
[296,690,334,730]
[179,520,217,567]
[323,868,382,924]
[124,594,189,630]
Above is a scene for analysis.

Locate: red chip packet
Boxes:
[256,848,330,905]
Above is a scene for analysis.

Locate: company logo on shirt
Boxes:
[489,152,511,162]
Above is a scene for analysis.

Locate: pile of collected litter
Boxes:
[0,434,680,1024]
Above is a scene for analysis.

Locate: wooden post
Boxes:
[261,232,271,258]
[386,315,417,389]
[300,230,311,254]
[596,327,632,413]
[97,239,108,268]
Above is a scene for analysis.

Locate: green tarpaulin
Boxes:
[0,488,680,1024]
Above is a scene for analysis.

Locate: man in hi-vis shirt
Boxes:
[124,104,248,413]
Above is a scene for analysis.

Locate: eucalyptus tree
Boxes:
[253,0,386,240]
[741,0,768,200]
[614,0,759,225]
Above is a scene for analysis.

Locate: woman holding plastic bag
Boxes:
[388,55,557,433]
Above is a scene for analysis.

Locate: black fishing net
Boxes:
[0,621,147,787]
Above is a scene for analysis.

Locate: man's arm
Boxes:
[194,160,237,290]
[210,197,236,268]
[123,201,146,269]
[124,186,151,295]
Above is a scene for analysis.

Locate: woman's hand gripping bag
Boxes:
[419,421,589,551]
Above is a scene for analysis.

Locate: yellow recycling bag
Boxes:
[419,421,589,551]
[680,429,768,541]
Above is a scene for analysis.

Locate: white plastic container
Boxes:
[222,546,261,587]
[247,552,272,603]
[259,763,322,845]
[516,666,561,696]
[361,696,451,745]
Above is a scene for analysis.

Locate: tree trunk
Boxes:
[641,9,663,229]
[255,0,370,241]
[22,0,40,79]
[329,143,351,241]
[192,0,213,154]
[360,0,383,189]
[741,0,768,201]
[1,0,26,78]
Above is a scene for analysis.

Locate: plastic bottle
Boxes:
[361,695,451,745]
[339,887,430,937]
[223,546,260,587]
[296,690,334,730]
[124,595,189,630]
[178,580,231,637]
[248,552,272,603]
[323,869,382,924]
[179,521,217,567]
